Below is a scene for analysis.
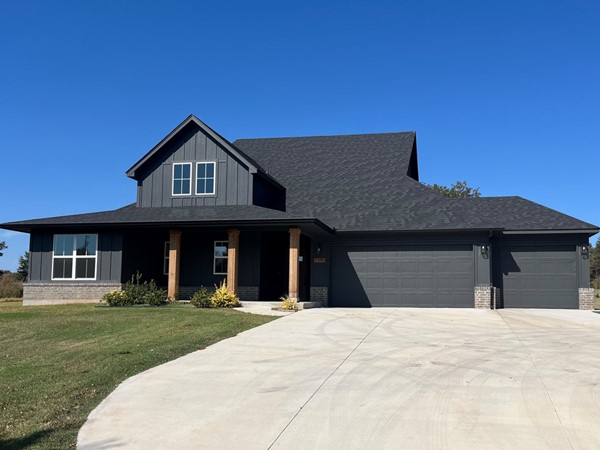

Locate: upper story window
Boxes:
[52,234,97,280]
[196,162,216,195]
[172,163,192,196]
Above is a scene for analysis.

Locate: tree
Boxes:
[590,240,600,288]
[17,251,29,282]
[0,241,6,257]
[427,180,481,198]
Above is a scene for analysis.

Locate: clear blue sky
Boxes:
[1,0,598,270]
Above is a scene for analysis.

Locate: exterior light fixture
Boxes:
[581,245,590,258]
[316,244,322,255]
[480,245,489,258]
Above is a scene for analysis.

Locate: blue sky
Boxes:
[1,0,598,270]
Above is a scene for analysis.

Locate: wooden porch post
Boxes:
[168,229,182,301]
[288,227,301,300]
[227,228,240,294]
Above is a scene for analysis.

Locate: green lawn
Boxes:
[0,302,277,449]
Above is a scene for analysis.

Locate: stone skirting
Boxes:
[237,286,259,301]
[310,286,328,307]
[579,288,594,310]
[474,285,492,309]
[23,282,122,306]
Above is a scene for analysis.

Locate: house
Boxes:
[2,115,597,308]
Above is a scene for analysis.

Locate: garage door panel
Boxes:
[500,244,578,309]
[330,244,474,307]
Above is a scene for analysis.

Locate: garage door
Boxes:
[499,245,578,308]
[330,244,474,307]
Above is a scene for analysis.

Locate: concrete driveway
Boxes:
[78,308,600,449]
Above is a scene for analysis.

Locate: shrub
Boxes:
[0,273,23,299]
[103,290,130,306]
[106,272,168,307]
[210,280,240,308]
[191,286,212,308]
[280,295,298,311]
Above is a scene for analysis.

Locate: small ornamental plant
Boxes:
[103,290,129,306]
[190,286,212,308]
[210,280,240,308]
[280,295,298,311]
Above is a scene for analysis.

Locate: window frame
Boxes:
[51,234,98,281]
[172,162,193,196]
[213,240,228,275]
[195,161,217,196]
[163,241,170,275]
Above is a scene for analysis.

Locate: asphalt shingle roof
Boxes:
[2,131,597,233]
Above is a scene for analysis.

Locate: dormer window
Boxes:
[172,163,192,195]
[196,162,216,195]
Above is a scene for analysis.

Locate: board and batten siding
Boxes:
[136,126,253,207]
[28,231,123,283]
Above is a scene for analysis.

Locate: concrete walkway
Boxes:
[78,308,600,449]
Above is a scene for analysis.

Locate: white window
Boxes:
[196,162,216,195]
[52,234,97,280]
[214,241,228,275]
[172,163,192,195]
[163,241,170,275]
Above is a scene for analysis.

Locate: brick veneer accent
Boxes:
[474,285,492,309]
[177,285,258,301]
[23,282,122,306]
[579,288,594,310]
[310,286,328,307]
[236,286,259,301]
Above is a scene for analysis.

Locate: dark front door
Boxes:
[259,232,289,300]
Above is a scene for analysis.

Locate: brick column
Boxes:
[288,227,301,300]
[168,229,182,301]
[227,228,240,294]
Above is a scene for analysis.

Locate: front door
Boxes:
[259,232,289,300]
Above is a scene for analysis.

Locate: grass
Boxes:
[0,302,277,449]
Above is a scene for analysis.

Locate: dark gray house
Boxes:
[2,115,597,309]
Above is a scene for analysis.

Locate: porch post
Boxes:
[168,229,182,301]
[288,227,301,300]
[227,228,240,294]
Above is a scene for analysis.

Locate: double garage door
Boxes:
[499,244,578,308]
[330,244,474,307]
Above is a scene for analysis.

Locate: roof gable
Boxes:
[126,115,273,182]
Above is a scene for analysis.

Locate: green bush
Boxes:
[103,290,130,306]
[210,280,240,308]
[106,273,167,307]
[191,286,212,308]
[0,273,23,299]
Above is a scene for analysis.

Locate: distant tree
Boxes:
[0,241,6,257]
[427,180,481,198]
[590,240,600,288]
[17,251,29,282]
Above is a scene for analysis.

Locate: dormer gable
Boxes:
[126,115,285,209]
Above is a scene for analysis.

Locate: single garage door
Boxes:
[330,244,474,307]
[499,245,578,308]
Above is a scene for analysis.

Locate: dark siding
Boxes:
[474,244,491,285]
[252,174,285,211]
[136,123,253,207]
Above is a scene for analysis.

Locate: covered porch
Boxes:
[121,222,329,302]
